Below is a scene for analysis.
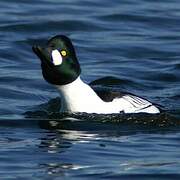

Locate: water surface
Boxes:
[0,0,180,179]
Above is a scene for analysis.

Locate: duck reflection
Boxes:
[38,118,101,147]
[37,118,101,176]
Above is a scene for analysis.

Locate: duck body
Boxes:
[32,35,160,114]
[56,77,160,114]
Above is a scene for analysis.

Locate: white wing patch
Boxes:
[123,95,152,108]
[113,94,160,113]
[51,49,63,66]
[120,94,160,113]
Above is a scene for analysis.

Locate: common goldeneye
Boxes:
[32,35,160,114]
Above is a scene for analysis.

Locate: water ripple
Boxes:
[0,0,180,179]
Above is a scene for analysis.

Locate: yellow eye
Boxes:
[61,50,67,57]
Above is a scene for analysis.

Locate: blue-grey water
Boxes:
[0,0,180,179]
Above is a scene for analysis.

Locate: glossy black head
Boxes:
[32,35,81,85]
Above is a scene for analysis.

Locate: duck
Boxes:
[32,35,160,114]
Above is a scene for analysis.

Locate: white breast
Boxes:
[56,77,111,113]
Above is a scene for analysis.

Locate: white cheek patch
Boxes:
[51,49,63,66]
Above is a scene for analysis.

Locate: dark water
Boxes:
[0,0,180,179]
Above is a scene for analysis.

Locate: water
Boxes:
[0,0,180,179]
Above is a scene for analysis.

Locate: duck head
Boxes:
[32,35,81,85]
